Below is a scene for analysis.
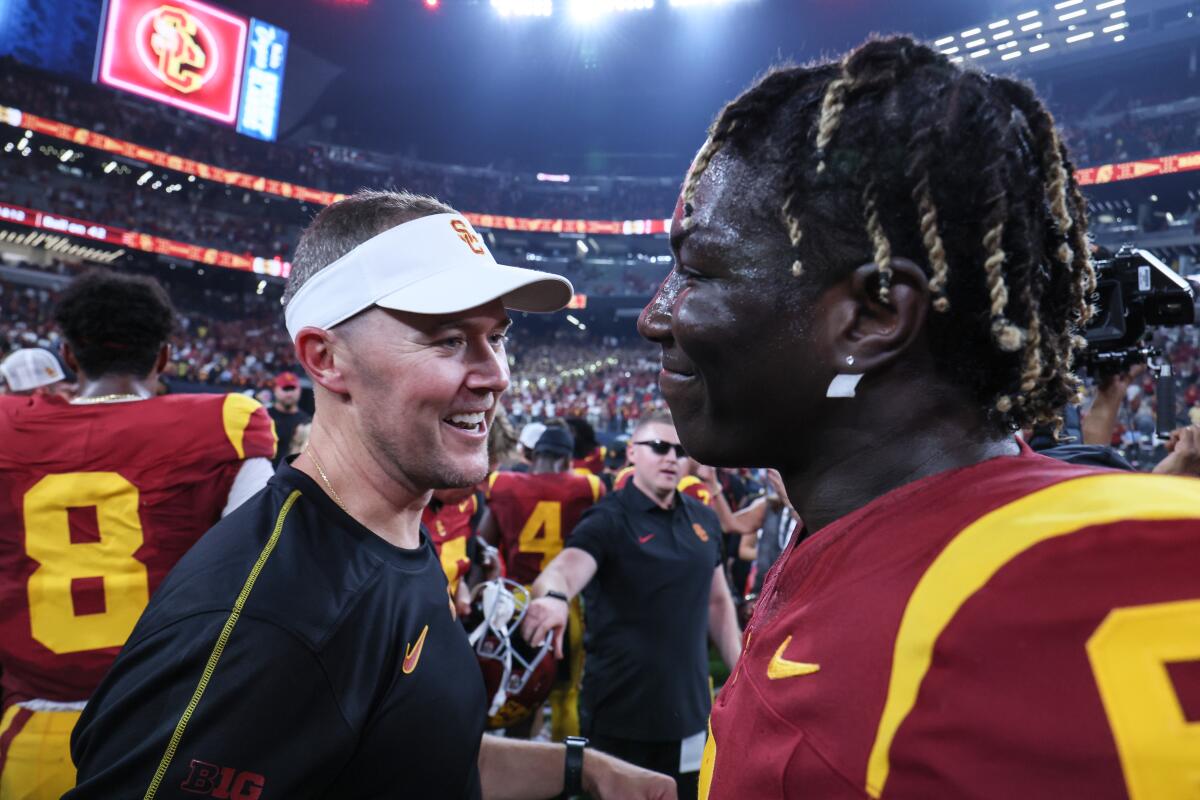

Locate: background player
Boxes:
[638,35,1200,799]
[480,423,604,739]
[422,485,483,618]
[0,270,275,800]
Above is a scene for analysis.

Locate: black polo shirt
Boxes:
[69,462,487,799]
[568,482,722,742]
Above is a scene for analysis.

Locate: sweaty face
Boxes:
[628,421,687,495]
[340,301,511,492]
[638,151,828,469]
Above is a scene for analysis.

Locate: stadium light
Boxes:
[1065,30,1094,42]
[491,0,553,17]
[1058,8,1087,20]
[669,0,741,6]
[1016,10,1039,19]
[568,0,653,22]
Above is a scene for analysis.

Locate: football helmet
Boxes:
[466,578,556,729]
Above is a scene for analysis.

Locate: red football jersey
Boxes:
[487,470,604,585]
[0,393,275,708]
[422,493,478,594]
[571,446,607,476]
[701,444,1200,800]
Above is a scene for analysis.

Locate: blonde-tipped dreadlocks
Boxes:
[679,35,1096,432]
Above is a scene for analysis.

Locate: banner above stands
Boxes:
[3,105,1194,242]
[0,201,291,276]
[0,105,671,234]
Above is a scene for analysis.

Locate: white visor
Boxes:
[284,213,573,339]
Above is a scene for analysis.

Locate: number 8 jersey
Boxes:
[0,392,276,708]
[702,443,1200,800]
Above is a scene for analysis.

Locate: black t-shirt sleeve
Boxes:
[564,503,619,571]
[69,615,354,799]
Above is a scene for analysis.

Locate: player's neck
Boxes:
[275,401,298,413]
[782,397,1017,534]
[75,374,156,401]
[293,425,428,550]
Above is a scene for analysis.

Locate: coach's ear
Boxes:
[153,344,169,376]
[61,342,80,374]
[295,328,349,396]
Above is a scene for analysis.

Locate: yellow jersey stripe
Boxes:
[143,489,301,800]
[865,474,1200,798]
[587,473,602,503]
[221,394,270,460]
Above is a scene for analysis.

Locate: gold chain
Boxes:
[71,393,146,405]
[305,443,347,511]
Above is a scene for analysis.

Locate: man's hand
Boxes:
[521,597,568,659]
[583,749,678,800]
[1153,425,1200,477]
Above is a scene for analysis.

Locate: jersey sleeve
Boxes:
[678,476,714,506]
[221,394,278,462]
[563,503,617,571]
[69,616,353,799]
[584,473,605,503]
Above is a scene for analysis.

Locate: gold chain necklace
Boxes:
[71,393,146,405]
[305,443,348,511]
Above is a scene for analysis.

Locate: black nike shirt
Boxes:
[68,462,487,799]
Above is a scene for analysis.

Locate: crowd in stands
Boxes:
[0,260,666,429]
[8,256,1200,469]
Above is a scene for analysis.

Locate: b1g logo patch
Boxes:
[181,758,265,799]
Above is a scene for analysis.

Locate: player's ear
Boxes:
[295,327,349,396]
[815,257,929,374]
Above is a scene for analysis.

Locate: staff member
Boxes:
[267,370,310,467]
[68,190,675,800]
[524,411,741,798]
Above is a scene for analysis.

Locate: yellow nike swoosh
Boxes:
[767,635,820,680]
[403,624,429,674]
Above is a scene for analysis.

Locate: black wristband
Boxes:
[564,736,587,796]
[545,590,570,604]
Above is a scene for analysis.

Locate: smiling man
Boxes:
[68,191,675,800]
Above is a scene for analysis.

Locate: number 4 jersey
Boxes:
[486,470,604,585]
[702,443,1200,800]
[0,393,276,708]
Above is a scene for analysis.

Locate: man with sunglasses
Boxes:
[523,411,741,798]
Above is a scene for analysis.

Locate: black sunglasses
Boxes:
[633,440,687,458]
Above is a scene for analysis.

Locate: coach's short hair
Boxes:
[283,190,455,307]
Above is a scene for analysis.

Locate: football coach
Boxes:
[68,191,675,800]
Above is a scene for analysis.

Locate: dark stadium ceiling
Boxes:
[217,0,983,176]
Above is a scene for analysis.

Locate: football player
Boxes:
[638,36,1200,799]
[480,424,603,740]
[422,486,482,618]
[0,270,275,799]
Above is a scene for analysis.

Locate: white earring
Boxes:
[845,356,854,366]
[826,372,862,398]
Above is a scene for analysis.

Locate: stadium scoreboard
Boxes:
[94,0,288,140]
